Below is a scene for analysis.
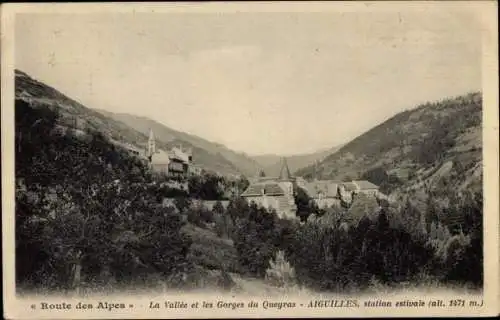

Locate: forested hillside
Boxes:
[15,70,148,150]
[296,92,482,201]
[96,111,259,177]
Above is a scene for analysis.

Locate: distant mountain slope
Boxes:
[15,69,149,147]
[295,92,483,200]
[252,146,342,177]
[15,70,244,176]
[95,111,261,177]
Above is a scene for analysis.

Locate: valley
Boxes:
[13,69,484,296]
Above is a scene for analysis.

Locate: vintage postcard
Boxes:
[2,1,499,319]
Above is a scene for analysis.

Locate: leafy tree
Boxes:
[294,187,315,221]
[226,197,249,225]
[188,172,226,200]
[233,204,278,277]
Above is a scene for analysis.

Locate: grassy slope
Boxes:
[295,92,482,201]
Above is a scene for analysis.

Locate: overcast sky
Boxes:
[15,6,482,155]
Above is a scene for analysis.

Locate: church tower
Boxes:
[279,157,294,195]
[146,128,156,162]
[277,157,297,218]
[279,157,292,181]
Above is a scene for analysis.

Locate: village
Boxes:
[128,128,387,221]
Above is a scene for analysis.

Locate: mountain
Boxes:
[15,69,153,146]
[95,111,262,177]
[15,70,249,176]
[295,92,483,201]
[252,146,342,177]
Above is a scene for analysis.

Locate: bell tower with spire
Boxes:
[277,157,297,218]
[279,157,292,181]
[146,128,156,162]
[278,157,295,194]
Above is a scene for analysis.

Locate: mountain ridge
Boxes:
[252,146,342,177]
[295,92,483,205]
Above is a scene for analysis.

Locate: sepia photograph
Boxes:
[2,1,499,319]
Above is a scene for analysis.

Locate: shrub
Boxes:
[265,251,297,289]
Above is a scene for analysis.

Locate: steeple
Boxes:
[147,128,156,160]
[279,157,292,181]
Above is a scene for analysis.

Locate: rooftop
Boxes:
[302,180,342,198]
[353,180,379,190]
[341,182,358,192]
[241,181,285,197]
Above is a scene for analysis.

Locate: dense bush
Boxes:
[213,202,235,239]
[265,250,297,289]
[361,167,404,194]
[294,187,318,221]
[229,202,282,277]
[424,190,483,286]
[186,206,214,228]
[188,172,249,201]
[188,172,225,200]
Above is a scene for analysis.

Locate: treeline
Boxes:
[15,101,193,292]
[188,172,248,201]
[150,166,248,201]
[206,189,483,292]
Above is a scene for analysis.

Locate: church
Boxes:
[241,158,299,220]
[240,157,384,220]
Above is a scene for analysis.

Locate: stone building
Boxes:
[241,158,298,219]
[338,180,381,204]
[302,180,343,209]
[298,178,383,209]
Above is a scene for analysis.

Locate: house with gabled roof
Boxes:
[298,178,382,208]
[352,180,379,194]
[302,180,343,209]
[339,180,379,194]
[338,179,382,204]
[145,128,196,179]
